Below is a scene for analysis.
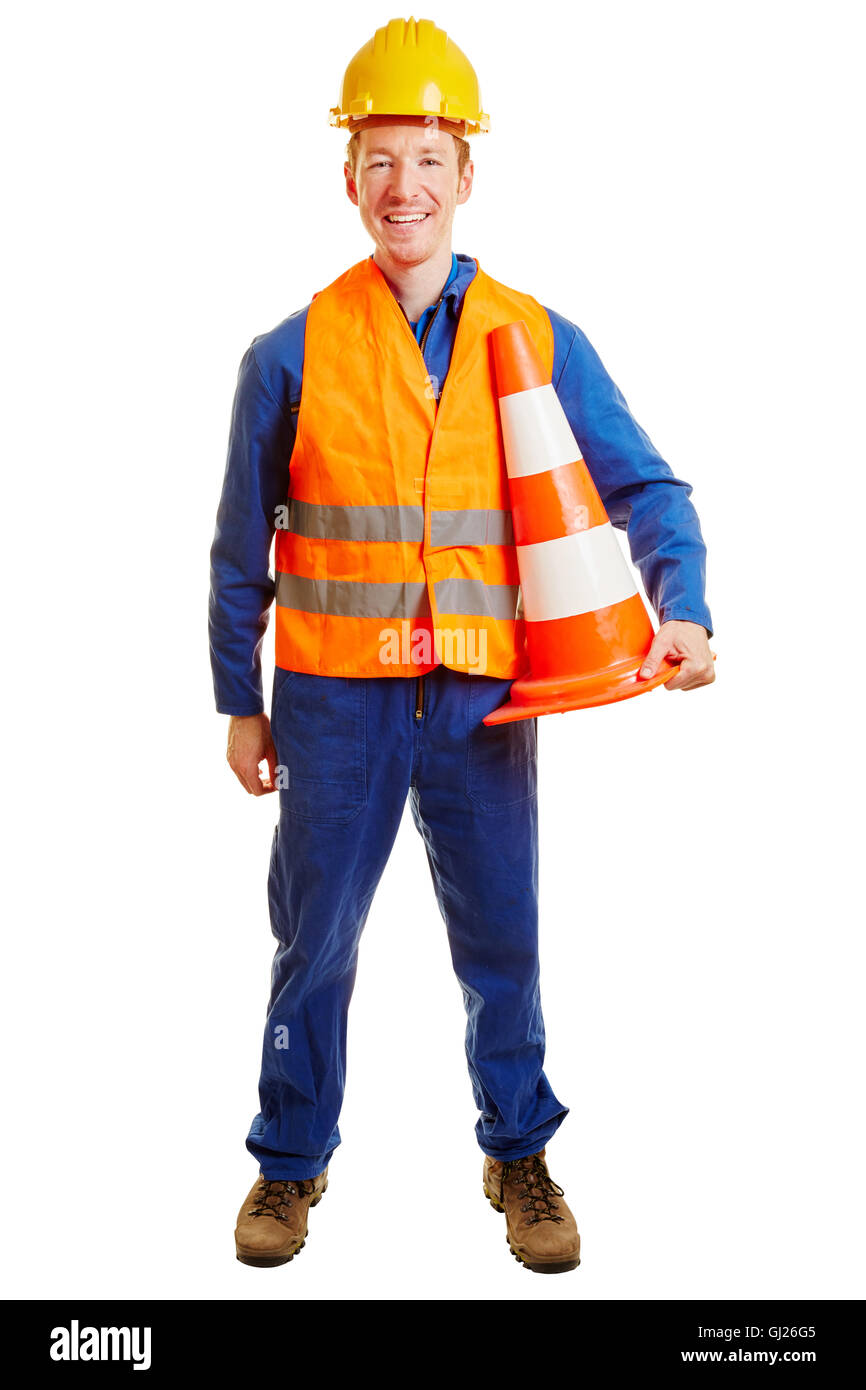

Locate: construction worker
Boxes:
[209,17,715,1275]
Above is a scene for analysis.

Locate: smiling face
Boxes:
[344,120,473,270]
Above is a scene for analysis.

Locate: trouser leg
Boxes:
[247,668,411,1179]
[408,665,569,1159]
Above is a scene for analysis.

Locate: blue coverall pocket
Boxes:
[465,675,537,811]
[271,669,367,823]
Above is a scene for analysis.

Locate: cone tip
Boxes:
[490,321,548,397]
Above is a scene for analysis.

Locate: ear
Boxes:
[344,162,359,207]
[456,160,474,206]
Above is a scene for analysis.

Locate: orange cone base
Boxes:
[482,655,681,725]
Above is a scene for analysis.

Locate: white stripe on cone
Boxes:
[498,384,583,479]
[518,524,638,622]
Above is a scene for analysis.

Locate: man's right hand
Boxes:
[226,714,278,796]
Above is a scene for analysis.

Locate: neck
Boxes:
[373,246,454,323]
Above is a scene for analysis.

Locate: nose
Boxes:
[388,158,421,203]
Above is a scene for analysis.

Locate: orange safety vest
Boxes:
[274,254,555,678]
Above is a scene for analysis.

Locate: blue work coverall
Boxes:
[210,252,713,1180]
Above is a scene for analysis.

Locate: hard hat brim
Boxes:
[343,113,474,139]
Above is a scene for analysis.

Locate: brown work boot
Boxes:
[483,1148,580,1273]
[234,1168,328,1267]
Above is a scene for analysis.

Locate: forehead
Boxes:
[357,124,456,159]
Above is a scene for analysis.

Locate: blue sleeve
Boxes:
[208,342,296,715]
[546,307,714,638]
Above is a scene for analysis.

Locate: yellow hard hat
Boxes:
[329,17,490,138]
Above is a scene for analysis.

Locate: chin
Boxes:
[381,243,427,269]
[388,241,431,262]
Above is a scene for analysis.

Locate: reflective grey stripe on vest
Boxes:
[288,499,425,543]
[430,508,514,547]
[276,573,521,623]
[286,500,513,547]
[434,579,522,620]
[276,572,431,620]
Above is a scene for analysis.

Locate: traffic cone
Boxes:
[483,320,680,726]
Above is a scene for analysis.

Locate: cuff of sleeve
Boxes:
[216,703,265,717]
[658,606,714,640]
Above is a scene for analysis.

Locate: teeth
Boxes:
[386,214,428,223]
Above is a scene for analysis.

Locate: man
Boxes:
[209,17,715,1276]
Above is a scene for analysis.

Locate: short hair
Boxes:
[346,129,471,183]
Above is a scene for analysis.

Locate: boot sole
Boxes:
[235,1183,327,1268]
[483,1181,581,1274]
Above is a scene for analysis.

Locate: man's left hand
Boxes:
[638,620,716,691]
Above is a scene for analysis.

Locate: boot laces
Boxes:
[249,1178,315,1223]
[501,1154,565,1225]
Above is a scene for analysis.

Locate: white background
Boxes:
[2,0,864,1302]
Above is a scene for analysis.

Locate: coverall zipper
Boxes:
[418,297,442,355]
[414,296,441,725]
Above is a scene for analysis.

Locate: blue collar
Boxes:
[437,251,460,302]
[442,252,478,308]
